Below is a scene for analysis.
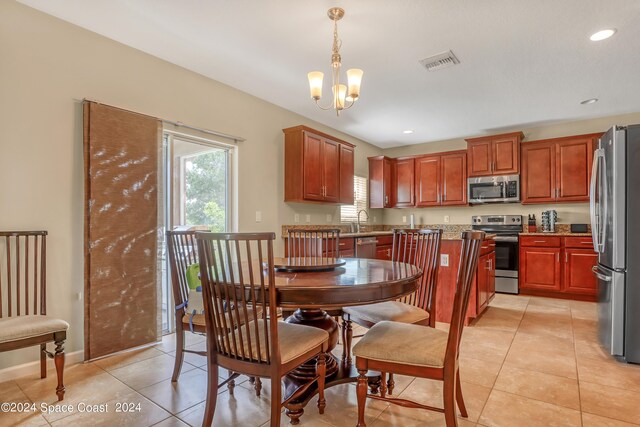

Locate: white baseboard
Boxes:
[0,350,84,383]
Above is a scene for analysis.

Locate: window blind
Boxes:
[341,175,368,222]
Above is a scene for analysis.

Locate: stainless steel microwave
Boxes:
[468,175,520,204]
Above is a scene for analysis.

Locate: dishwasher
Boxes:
[355,237,377,259]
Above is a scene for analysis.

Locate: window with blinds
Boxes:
[341,175,368,222]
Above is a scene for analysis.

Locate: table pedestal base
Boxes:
[285,308,340,379]
[283,308,380,425]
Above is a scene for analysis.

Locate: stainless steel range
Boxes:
[472,215,522,294]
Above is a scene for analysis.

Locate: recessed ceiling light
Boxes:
[590,29,616,41]
[581,98,599,105]
[403,130,414,134]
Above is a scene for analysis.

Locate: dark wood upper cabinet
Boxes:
[556,136,595,202]
[415,155,440,207]
[414,150,467,207]
[339,144,355,204]
[284,125,355,204]
[466,131,523,177]
[394,157,415,207]
[521,133,600,204]
[521,141,556,204]
[368,156,393,208]
[302,132,324,201]
[441,151,467,205]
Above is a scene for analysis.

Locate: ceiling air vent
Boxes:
[419,50,460,72]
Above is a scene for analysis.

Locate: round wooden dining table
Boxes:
[272,257,422,424]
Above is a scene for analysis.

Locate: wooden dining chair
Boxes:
[352,231,485,427]
[0,231,68,401]
[285,229,341,258]
[283,228,343,320]
[342,228,442,392]
[196,232,329,427]
[167,228,263,396]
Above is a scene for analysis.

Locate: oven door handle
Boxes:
[492,236,519,242]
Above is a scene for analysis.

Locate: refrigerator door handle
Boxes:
[601,150,609,254]
[592,265,612,282]
[590,148,604,252]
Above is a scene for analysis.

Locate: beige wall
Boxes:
[0,2,382,369]
[381,112,640,225]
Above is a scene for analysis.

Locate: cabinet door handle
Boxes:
[533,240,547,243]
[556,253,560,262]
[565,252,568,263]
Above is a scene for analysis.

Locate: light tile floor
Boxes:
[2,294,640,426]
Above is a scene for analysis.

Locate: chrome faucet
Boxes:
[357,209,369,233]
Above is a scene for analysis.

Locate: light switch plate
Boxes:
[305,214,311,223]
[441,254,449,267]
[444,215,450,223]
[294,214,300,223]
[402,216,407,223]
[373,216,377,223]
[326,214,332,222]
[255,211,262,222]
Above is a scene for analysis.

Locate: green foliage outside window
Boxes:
[184,150,227,232]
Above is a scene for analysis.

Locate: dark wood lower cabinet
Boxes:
[563,248,598,294]
[519,247,562,292]
[519,235,597,301]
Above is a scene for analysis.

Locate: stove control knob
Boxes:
[512,218,516,222]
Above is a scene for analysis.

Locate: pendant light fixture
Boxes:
[307,7,363,116]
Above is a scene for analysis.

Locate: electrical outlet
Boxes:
[441,254,449,267]
[255,211,262,222]
[305,214,311,223]
[76,292,82,301]
[402,216,407,223]
[294,214,300,223]
[444,215,450,223]
[373,216,377,223]
[326,214,332,222]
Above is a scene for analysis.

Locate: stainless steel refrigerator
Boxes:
[591,124,640,364]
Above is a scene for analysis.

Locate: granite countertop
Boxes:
[520,232,592,237]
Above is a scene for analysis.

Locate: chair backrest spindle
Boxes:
[0,231,47,318]
[286,229,341,258]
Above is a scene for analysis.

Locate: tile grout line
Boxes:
[570,306,585,427]
[475,297,530,424]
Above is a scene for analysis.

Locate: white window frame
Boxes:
[341,175,368,223]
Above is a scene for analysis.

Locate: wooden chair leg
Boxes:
[270,378,282,427]
[172,327,185,382]
[53,336,65,401]
[254,377,262,397]
[443,374,458,427]
[456,370,468,418]
[40,343,47,379]
[202,361,219,427]
[380,372,387,398]
[227,370,235,396]
[316,354,326,414]
[356,369,368,427]
[387,373,395,395]
[342,316,353,366]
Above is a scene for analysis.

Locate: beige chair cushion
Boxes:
[224,320,328,364]
[0,316,69,344]
[352,321,448,368]
[343,301,429,324]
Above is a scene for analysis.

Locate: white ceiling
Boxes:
[18,0,640,148]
